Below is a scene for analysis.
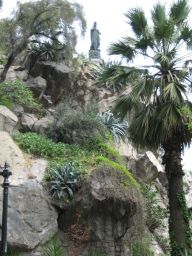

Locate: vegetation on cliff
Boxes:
[1,0,192,255]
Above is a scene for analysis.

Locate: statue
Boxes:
[90,22,100,50]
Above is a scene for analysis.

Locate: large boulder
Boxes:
[0,106,18,135]
[0,181,57,251]
[0,131,24,180]
[0,131,48,184]
[58,166,143,256]
[0,131,58,251]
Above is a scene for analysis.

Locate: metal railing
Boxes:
[0,162,12,256]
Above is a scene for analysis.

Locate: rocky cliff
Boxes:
[0,60,184,255]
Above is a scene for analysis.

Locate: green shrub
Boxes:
[0,80,42,112]
[130,239,154,256]
[14,132,96,171]
[47,162,81,201]
[97,111,128,144]
[1,79,42,112]
[14,131,132,176]
[46,101,107,145]
[96,156,140,190]
[84,136,121,161]
[14,132,66,158]
[142,184,168,232]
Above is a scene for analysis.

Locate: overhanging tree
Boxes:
[0,0,86,82]
[98,0,192,255]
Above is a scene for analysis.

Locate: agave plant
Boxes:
[48,162,81,201]
[98,111,128,144]
[28,41,65,61]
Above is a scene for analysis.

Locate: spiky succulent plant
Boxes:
[98,111,128,144]
[48,162,81,201]
[28,41,65,61]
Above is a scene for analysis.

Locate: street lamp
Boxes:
[0,162,12,256]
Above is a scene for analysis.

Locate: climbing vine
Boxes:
[176,192,192,255]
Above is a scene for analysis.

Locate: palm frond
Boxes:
[179,25,192,49]
[180,25,192,41]
[96,64,143,92]
[108,41,135,61]
[130,73,156,103]
[125,8,148,37]
[113,94,141,118]
[152,3,167,26]
[170,0,190,24]
[152,3,175,41]
[135,37,154,52]
[158,103,182,131]
[163,82,185,104]
[128,104,158,148]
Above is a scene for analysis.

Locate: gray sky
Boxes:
[1,0,192,170]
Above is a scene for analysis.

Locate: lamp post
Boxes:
[0,162,12,256]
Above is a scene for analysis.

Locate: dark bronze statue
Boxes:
[90,22,100,50]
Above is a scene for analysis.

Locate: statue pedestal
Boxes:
[89,49,101,60]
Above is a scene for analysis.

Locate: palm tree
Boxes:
[98,1,192,255]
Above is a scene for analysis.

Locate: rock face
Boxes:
[0,181,57,251]
[5,66,28,81]
[26,76,47,99]
[21,113,38,131]
[184,170,192,209]
[0,131,24,178]
[58,166,143,256]
[33,115,54,133]
[30,61,74,104]
[0,63,174,255]
[135,151,164,182]
[0,131,58,251]
[0,106,18,135]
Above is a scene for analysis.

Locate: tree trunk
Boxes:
[0,52,16,82]
[0,41,28,83]
[163,135,190,256]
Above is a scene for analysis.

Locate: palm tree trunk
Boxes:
[163,135,190,256]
